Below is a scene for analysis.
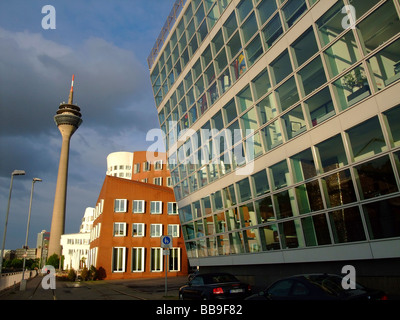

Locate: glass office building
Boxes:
[149,0,400,286]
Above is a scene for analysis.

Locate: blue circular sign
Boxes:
[163,236,171,245]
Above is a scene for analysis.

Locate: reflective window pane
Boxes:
[296,180,324,214]
[231,51,247,81]
[259,224,280,250]
[218,68,232,94]
[271,50,293,85]
[245,34,264,66]
[252,68,271,100]
[278,219,303,248]
[270,160,290,190]
[316,134,348,174]
[240,107,259,135]
[324,32,361,78]
[291,27,319,68]
[223,184,237,208]
[322,169,357,208]
[226,31,242,61]
[301,214,331,246]
[262,119,283,151]
[274,190,296,219]
[316,1,345,47]
[304,87,335,127]
[333,65,371,110]
[255,196,275,223]
[346,116,387,162]
[236,85,253,113]
[363,197,400,240]
[223,99,237,125]
[237,0,253,23]
[241,12,258,44]
[384,105,400,147]
[237,177,252,202]
[257,0,278,26]
[262,13,283,49]
[367,38,400,90]
[275,77,300,111]
[257,93,278,125]
[282,0,307,29]
[282,104,306,139]
[251,169,270,196]
[297,56,327,96]
[354,155,398,200]
[357,1,400,55]
[329,207,366,243]
[239,202,257,227]
[291,148,317,183]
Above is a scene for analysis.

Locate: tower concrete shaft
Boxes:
[48,76,82,257]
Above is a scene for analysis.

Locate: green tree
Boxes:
[46,254,59,269]
[67,268,76,281]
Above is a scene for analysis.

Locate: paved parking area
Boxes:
[0,274,188,300]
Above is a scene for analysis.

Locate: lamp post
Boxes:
[20,178,42,291]
[0,170,26,275]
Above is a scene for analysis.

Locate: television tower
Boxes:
[48,75,82,257]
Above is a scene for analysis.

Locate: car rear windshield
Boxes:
[306,275,364,296]
[204,274,239,284]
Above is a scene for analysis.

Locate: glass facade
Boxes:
[150,0,400,263]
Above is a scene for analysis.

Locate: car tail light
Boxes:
[247,285,251,291]
[213,287,224,295]
[380,295,388,300]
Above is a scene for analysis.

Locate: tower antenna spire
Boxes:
[68,74,74,104]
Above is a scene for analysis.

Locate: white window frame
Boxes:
[168,224,180,237]
[169,248,181,272]
[113,222,127,236]
[167,202,178,215]
[133,163,140,174]
[143,161,150,171]
[150,201,163,214]
[132,223,145,237]
[114,199,127,213]
[131,247,145,272]
[153,177,162,186]
[154,160,163,170]
[112,247,126,272]
[150,224,163,237]
[166,177,172,187]
[150,247,163,272]
[133,200,145,213]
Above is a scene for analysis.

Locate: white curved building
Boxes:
[106,152,133,179]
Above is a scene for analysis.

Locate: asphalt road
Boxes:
[0,274,188,300]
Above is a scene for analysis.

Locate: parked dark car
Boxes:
[245,274,388,301]
[179,272,252,300]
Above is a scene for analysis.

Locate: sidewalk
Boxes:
[0,274,188,300]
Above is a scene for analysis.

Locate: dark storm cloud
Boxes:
[0,0,174,249]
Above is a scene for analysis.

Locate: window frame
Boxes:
[132,223,145,237]
[151,201,163,214]
[114,199,127,213]
[168,202,178,215]
[113,222,127,237]
[133,200,145,213]
[150,224,163,237]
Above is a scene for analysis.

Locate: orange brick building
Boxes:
[89,152,188,280]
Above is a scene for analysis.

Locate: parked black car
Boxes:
[246,274,388,300]
[179,272,252,300]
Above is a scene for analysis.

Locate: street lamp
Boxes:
[0,170,26,275]
[20,178,42,291]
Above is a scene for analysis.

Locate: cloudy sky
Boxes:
[0,0,175,250]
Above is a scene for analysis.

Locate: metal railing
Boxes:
[147,0,187,70]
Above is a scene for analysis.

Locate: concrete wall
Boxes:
[0,271,35,292]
